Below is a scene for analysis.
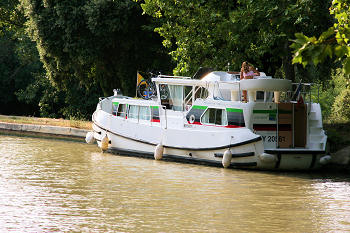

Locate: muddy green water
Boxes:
[0,135,349,232]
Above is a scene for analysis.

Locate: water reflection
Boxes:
[0,135,349,232]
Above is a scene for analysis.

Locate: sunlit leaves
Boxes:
[141,0,332,78]
[291,0,350,75]
[344,57,350,74]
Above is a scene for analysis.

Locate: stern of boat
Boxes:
[248,83,329,170]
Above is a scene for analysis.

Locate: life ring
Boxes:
[189,115,196,124]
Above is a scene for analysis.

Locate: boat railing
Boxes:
[183,86,203,111]
[98,97,114,112]
[287,83,320,104]
[157,74,191,79]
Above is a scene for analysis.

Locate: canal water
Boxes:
[0,135,349,232]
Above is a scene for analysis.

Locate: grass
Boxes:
[0,115,92,130]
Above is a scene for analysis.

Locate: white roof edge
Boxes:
[152,77,239,87]
[152,77,207,86]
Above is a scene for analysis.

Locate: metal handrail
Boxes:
[158,75,191,79]
[290,82,320,103]
[183,86,202,110]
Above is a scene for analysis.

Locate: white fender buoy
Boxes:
[85,131,95,144]
[101,134,109,152]
[320,155,332,165]
[259,153,276,163]
[222,149,232,168]
[154,144,164,160]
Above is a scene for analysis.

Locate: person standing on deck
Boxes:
[240,61,260,102]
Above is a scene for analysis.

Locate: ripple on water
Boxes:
[0,135,349,232]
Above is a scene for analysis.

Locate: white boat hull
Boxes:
[92,110,325,170]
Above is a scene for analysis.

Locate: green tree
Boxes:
[1,0,109,119]
[0,0,25,32]
[141,0,332,81]
[332,88,350,121]
[291,0,350,75]
[17,73,102,119]
[0,0,44,115]
[21,0,172,96]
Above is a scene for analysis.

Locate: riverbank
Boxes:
[324,122,350,152]
[0,115,91,130]
[0,115,91,142]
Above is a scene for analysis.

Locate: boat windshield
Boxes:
[160,84,192,111]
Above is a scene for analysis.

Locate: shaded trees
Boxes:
[21,0,172,96]
[0,0,43,115]
[0,0,173,119]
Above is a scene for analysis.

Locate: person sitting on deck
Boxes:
[240,61,260,102]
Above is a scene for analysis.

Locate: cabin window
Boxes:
[117,104,127,118]
[139,106,151,121]
[128,105,139,119]
[127,105,151,121]
[160,84,193,111]
[201,108,228,126]
[112,102,119,116]
[151,106,160,122]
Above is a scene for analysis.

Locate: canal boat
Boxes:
[87,69,331,170]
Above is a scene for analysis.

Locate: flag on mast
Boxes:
[137,72,144,85]
[136,72,147,97]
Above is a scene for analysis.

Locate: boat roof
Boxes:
[111,96,158,105]
[152,71,238,84]
[152,71,292,92]
[152,71,242,89]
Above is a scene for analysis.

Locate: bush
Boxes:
[317,68,349,121]
[331,88,350,121]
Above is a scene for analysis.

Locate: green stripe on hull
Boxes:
[192,105,207,110]
[226,108,243,113]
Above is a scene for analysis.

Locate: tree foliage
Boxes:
[141,0,332,81]
[0,0,43,115]
[0,0,25,33]
[291,0,350,75]
[21,0,172,95]
[1,0,345,121]
[332,88,350,121]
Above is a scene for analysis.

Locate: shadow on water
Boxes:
[2,131,349,182]
[235,167,350,182]
[0,129,86,143]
